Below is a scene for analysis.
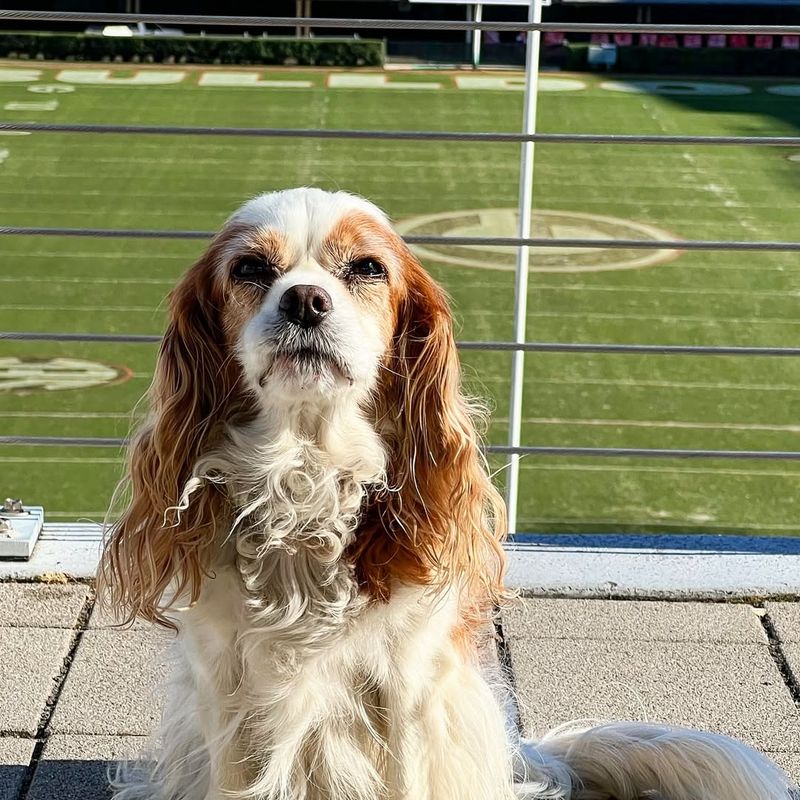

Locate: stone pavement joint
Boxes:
[760,606,800,714]
[17,589,96,800]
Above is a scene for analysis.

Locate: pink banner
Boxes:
[755,35,774,49]
[613,33,633,46]
[707,34,727,48]
[729,34,748,48]
[544,32,565,46]
[782,35,800,49]
[658,34,679,47]
[590,33,610,44]
[683,34,703,48]
[639,33,658,46]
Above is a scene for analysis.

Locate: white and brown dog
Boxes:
[100,188,794,800]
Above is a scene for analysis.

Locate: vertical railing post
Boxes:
[505,0,541,535]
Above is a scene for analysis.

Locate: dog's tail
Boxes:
[513,721,796,800]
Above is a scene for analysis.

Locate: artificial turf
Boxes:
[3,64,800,534]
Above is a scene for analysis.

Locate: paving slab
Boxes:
[502,598,764,643]
[769,752,800,784]
[766,602,800,644]
[28,735,149,800]
[0,627,72,736]
[0,738,34,800]
[0,583,89,628]
[51,629,173,736]
[87,601,158,631]
[504,600,800,752]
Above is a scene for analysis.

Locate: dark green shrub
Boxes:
[0,31,385,67]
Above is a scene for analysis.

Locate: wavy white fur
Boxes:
[106,188,796,800]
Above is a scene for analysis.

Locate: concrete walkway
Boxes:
[1,582,799,799]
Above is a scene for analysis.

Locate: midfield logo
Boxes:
[0,357,128,392]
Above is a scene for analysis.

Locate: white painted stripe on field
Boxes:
[469,310,800,326]
[0,276,175,285]
[0,304,161,312]
[517,516,800,530]
[495,416,800,433]
[0,411,134,419]
[516,462,800,477]
[476,376,800,391]
[0,456,123,463]
[45,511,108,518]
[532,284,800,300]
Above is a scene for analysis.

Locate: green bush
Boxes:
[0,31,385,67]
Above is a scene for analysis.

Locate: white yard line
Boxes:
[516,463,800,477]
[0,411,134,419]
[468,309,800,326]
[0,456,123,463]
[477,376,800,391]
[495,416,800,433]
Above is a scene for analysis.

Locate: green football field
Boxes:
[3,64,800,535]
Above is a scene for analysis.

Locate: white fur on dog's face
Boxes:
[214,188,403,408]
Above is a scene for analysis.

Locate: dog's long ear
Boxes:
[352,246,508,622]
[99,245,235,627]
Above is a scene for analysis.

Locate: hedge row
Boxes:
[560,42,800,75]
[0,32,385,67]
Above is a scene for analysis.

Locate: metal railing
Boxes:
[4,9,800,532]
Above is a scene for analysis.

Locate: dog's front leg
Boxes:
[384,644,517,800]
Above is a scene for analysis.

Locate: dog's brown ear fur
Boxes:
[99,241,237,627]
[350,244,508,627]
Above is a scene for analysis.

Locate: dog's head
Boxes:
[100,189,506,626]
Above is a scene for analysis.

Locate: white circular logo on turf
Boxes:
[395,208,680,272]
[0,357,129,392]
[600,80,750,96]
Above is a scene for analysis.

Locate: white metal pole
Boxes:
[505,0,541,535]
[472,4,483,69]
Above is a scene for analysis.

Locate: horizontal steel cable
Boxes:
[4,123,800,149]
[5,225,800,253]
[5,332,800,356]
[4,435,800,460]
[5,11,800,34]
[0,332,162,343]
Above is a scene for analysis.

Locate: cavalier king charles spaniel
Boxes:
[100,188,793,800]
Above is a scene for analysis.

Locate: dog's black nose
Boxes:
[279,284,333,328]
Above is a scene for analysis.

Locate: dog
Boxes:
[99,187,794,800]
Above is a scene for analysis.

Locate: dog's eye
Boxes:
[231,257,276,283]
[348,258,386,279]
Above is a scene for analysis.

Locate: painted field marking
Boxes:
[0,131,31,136]
[0,69,42,82]
[767,85,800,96]
[28,84,75,94]
[198,72,312,88]
[0,411,134,419]
[0,456,123,463]
[455,75,586,92]
[396,208,680,272]
[0,304,162,312]
[46,512,109,518]
[55,69,185,85]
[516,514,800,530]
[600,80,751,96]
[0,149,9,165]
[495,416,800,433]
[327,74,441,90]
[0,276,175,285]
[476,375,800,392]
[0,357,127,392]
[517,463,800,479]
[3,100,58,112]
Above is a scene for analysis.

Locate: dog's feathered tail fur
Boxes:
[514,722,794,799]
